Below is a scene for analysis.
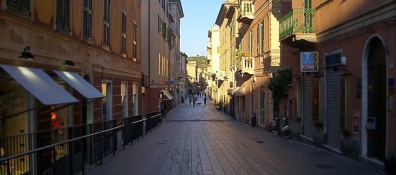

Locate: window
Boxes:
[261,20,265,53]
[83,0,93,41]
[103,0,111,47]
[162,0,166,9]
[56,0,70,33]
[158,53,161,75]
[249,30,253,54]
[6,0,30,17]
[162,22,167,39]
[257,24,261,55]
[121,12,127,55]
[132,22,137,61]
[158,15,163,35]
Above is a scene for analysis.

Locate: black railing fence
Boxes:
[0,113,163,175]
[145,113,162,134]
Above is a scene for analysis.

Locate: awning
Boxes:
[161,90,174,100]
[179,87,185,93]
[233,86,245,96]
[54,71,104,99]
[0,65,78,105]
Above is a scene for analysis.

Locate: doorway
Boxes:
[364,37,387,160]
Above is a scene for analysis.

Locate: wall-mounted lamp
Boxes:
[19,46,35,60]
[63,60,75,66]
[341,56,347,66]
[141,87,146,94]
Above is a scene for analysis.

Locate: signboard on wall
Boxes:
[300,52,319,72]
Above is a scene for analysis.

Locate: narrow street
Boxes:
[86,98,386,175]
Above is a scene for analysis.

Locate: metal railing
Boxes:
[240,1,254,17]
[0,113,163,175]
[279,8,316,39]
[263,49,281,68]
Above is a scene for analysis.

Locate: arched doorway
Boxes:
[363,36,387,160]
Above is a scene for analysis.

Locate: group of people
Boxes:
[160,91,208,118]
[188,93,206,107]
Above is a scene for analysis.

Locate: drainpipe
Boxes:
[148,0,151,88]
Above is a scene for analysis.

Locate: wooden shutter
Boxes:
[63,0,70,32]
[56,0,63,28]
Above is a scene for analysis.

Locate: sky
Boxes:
[180,0,224,57]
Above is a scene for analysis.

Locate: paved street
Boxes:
[86,98,386,175]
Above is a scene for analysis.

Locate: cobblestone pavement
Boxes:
[86,98,386,175]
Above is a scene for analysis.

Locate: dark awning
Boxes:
[54,71,104,99]
[0,65,78,105]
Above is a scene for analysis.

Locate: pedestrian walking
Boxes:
[160,102,167,118]
[204,96,207,106]
[193,94,198,107]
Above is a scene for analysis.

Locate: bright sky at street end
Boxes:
[180,0,224,57]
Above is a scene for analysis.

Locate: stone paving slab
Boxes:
[86,98,386,175]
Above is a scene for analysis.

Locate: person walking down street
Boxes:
[189,95,192,105]
[193,94,198,107]
[204,96,207,106]
[160,102,167,118]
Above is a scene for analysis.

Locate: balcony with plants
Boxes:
[234,50,254,75]
[237,1,254,24]
[279,8,317,47]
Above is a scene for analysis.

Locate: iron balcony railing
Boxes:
[241,57,254,74]
[279,8,316,40]
[238,1,254,23]
[262,49,281,68]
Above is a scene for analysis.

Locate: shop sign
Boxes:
[300,52,319,72]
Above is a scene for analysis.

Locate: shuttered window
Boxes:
[103,0,111,47]
[56,0,70,33]
[6,0,30,17]
[158,15,162,34]
[261,20,265,54]
[162,22,166,39]
[121,12,127,55]
[83,0,93,41]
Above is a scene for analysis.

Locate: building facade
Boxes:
[211,0,396,166]
[0,0,142,174]
[207,25,220,101]
[141,0,183,113]
[168,0,185,105]
[279,0,396,163]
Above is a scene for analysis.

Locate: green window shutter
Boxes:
[64,0,70,32]
[56,0,70,32]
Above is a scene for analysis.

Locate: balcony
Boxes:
[238,1,254,24]
[241,57,254,74]
[262,49,280,70]
[279,8,316,47]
